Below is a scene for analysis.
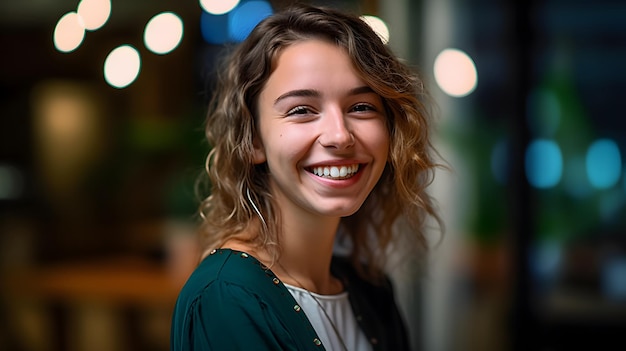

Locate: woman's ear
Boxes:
[252,135,266,164]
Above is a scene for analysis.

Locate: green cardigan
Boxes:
[170,249,410,350]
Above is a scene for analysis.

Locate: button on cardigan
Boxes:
[170,249,411,351]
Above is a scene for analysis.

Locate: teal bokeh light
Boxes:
[229,1,273,42]
[525,139,563,189]
[586,138,622,189]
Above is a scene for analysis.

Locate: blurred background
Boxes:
[1,0,625,350]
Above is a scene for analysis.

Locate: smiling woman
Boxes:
[170,4,443,351]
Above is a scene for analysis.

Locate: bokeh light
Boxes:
[229,1,273,42]
[53,12,85,53]
[103,45,141,89]
[200,11,229,45]
[433,48,478,97]
[200,0,272,44]
[525,139,563,189]
[586,138,622,189]
[360,15,390,44]
[144,12,184,55]
[77,0,111,31]
[200,0,240,15]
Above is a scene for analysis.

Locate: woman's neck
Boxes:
[220,214,342,294]
[275,213,342,294]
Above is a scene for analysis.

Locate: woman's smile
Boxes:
[307,164,360,180]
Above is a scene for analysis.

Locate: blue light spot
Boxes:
[525,139,563,189]
[228,1,273,42]
[586,138,622,189]
[200,10,229,44]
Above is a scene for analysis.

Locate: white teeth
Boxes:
[311,164,359,179]
[339,166,348,177]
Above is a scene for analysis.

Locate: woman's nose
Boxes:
[317,108,355,149]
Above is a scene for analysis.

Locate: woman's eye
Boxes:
[286,106,311,115]
[351,103,376,112]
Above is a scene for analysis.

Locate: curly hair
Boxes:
[198,3,443,281]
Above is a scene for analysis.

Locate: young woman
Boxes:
[171,4,442,351]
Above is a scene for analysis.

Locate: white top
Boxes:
[285,284,373,351]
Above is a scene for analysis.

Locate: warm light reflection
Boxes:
[77,0,111,31]
[53,12,85,53]
[144,12,184,55]
[526,139,563,189]
[586,138,622,189]
[433,48,478,97]
[103,45,141,89]
[360,15,389,44]
[200,0,240,15]
[32,82,106,201]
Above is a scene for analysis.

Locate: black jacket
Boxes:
[331,256,411,351]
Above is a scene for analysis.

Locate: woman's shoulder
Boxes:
[171,249,325,350]
[172,249,285,332]
[176,248,271,301]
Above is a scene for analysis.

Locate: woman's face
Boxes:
[254,39,389,220]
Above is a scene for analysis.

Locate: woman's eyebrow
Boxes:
[274,89,320,106]
[348,86,375,96]
[273,86,375,106]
